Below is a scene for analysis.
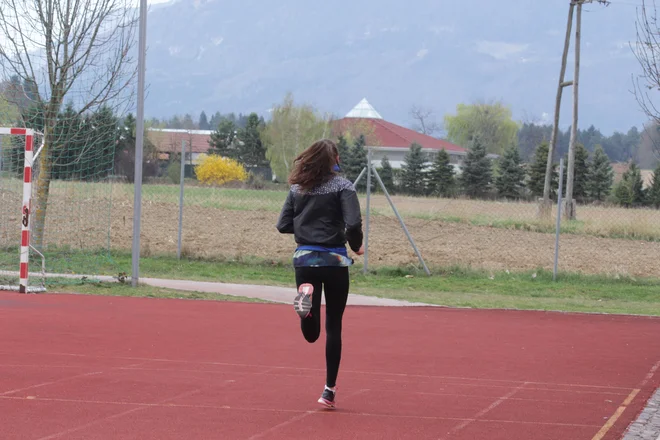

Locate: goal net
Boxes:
[0,129,45,292]
[0,116,117,292]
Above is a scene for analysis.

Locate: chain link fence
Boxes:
[2,132,660,287]
[126,149,660,279]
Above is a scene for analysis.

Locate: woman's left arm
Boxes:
[276,191,294,234]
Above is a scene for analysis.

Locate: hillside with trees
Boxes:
[3,83,659,211]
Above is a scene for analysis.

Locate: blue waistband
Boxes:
[296,245,348,257]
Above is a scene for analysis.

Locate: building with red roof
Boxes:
[333,99,469,171]
[147,99,477,178]
[147,128,214,165]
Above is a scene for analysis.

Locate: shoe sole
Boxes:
[293,283,313,319]
[317,397,336,409]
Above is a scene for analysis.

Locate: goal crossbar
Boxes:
[0,127,47,293]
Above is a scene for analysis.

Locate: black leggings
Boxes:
[295,266,349,388]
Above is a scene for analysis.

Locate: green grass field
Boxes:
[54,280,268,303]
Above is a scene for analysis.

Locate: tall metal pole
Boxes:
[177,140,186,259]
[363,149,372,274]
[554,158,564,281]
[131,0,148,287]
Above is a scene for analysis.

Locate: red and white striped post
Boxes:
[0,128,35,293]
[20,129,35,293]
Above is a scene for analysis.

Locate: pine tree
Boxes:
[495,145,525,200]
[199,111,210,130]
[114,113,159,182]
[562,143,590,202]
[400,143,428,196]
[336,135,351,170]
[209,112,222,129]
[347,135,369,191]
[238,113,269,167]
[460,137,492,198]
[182,113,196,130]
[427,149,455,197]
[51,103,85,180]
[377,155,395,193]
[614,162,646,207]
[84,105,119,180]
[168,115,183,129]
[648,162,660,208]
[527,141,558,198]
[588,145,613,202]
[631,163,647,206]
[208,117,238,159]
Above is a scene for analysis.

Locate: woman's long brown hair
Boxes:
[288,139,339,190]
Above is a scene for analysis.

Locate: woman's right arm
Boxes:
[340,185,363,253]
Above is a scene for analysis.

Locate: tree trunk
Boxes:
[31,128,53,251]
[540,3,575,220]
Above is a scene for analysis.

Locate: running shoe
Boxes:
[318,386,336,409]
[293,283,313,319]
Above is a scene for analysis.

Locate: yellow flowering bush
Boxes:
[195,154,248,186]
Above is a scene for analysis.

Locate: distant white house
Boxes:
[334,99,475,172]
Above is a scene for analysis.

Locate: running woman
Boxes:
[276,139,364,409]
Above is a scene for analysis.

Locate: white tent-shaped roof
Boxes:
[345,98,383,119]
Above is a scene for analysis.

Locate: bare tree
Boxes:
[0,0,138,248]
[632,0,660,158]
[410,105,442,137]
[261,92,334,181]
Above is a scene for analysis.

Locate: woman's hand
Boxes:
[354,244,365,256]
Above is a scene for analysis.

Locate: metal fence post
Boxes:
[177,140,186,259]
[364,149,372,274]
[353,167,366,187]
[372,167,431,276]
[553,158,564,281]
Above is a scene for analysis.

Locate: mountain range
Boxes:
[142,0,650,135]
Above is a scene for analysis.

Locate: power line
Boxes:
[604,0,644,6]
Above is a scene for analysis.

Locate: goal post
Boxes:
[0,127,46,293]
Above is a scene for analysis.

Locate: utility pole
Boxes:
[564,1,583,220]
[541,0,610,220]
[540,3,574,219]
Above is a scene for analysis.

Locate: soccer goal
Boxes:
[1,119,120,293]
[0,128,46,292]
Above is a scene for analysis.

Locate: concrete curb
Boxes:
[137,277,438,307]
[0,271,436,308]
[622,387,660,440]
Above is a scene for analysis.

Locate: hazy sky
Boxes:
[1,0,654,134]
[135,0,653,133]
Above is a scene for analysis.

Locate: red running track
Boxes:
[1,291,659,440]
